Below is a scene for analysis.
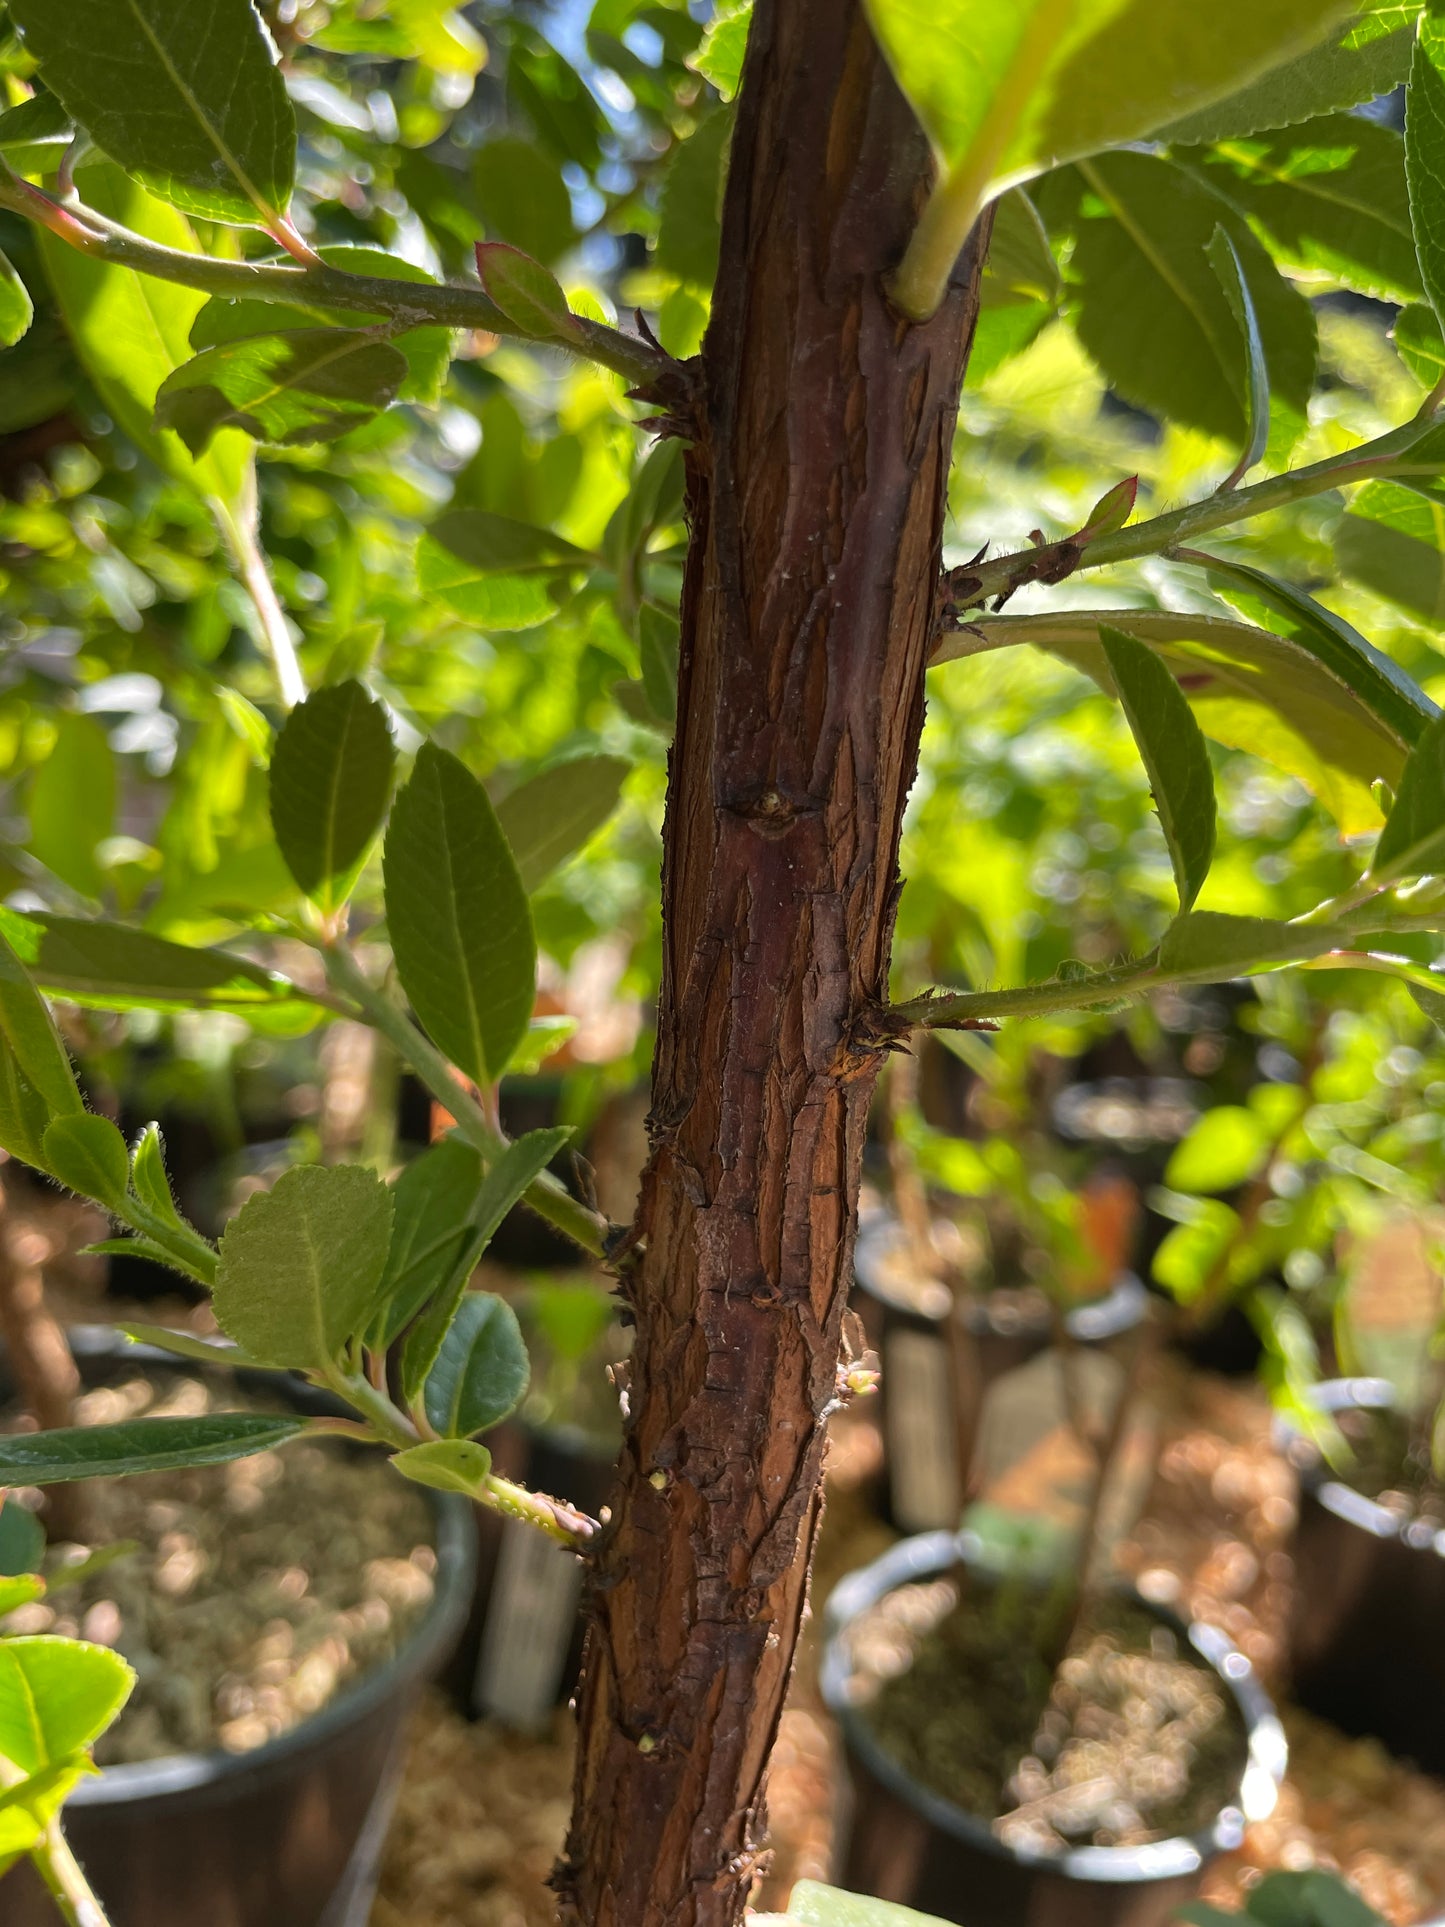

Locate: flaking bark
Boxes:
[558,5,989,1922]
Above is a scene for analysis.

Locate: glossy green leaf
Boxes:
[417,509,591,632]
[956,604,1398,833]
[657,110,731,291]
[0,930,82,1130]
[129,1124,184,1228]
[691,0,750,99]
[1194,114,1421,305]
[156,328,408,455]
[422,1292,530,1439]
[212,1163,394,1370]
[1099,626,1216,911]
[390,1438,492,1497]
[474,243,577,341]
[0,1415,304,1485]
[1161,4,1424,144]
[41,1114,129,1209]
[38,161,251,503]
[268,680,395,913]
[9,0,295,228]
[29,714,114,901]
[0,91,73,170]
[191,248,452,407]
[1371,711,1445,881]
[367,1137,487,1351]
[1338,480,1445,622]
[1165,1106,1271,1192]
[1395,302,1445,386]
[0,250,32,351]
[1408,7,1445,332]
[116,1323,261,1369]
[1067,152,1316,450]
[1157,911,1354,979]
[495,755,630,895]
[474,137,575,265]
[400,1128,570,1400]
[1199,553,1437,753]
[0,909,315,1017]
[1208,227,1269,481]
[0,1635,133,1778]
[862,0,1356,222]
[384,743,537,1086]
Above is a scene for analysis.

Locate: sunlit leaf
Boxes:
[155,329,408,454]
[495,754,630,894]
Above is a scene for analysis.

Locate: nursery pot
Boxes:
[1284,1377,1445,1779]
[852,1212,1147,1534]
[445,1419,615,1731]
[0,1328,477,1927]
[820,1530,1287,1927]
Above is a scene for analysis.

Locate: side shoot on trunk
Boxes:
[2,4,1445,1926]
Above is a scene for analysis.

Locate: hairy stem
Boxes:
[28,1825,111,1927]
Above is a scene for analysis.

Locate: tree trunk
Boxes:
[557,6,989,1923]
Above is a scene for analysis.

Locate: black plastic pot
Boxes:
[852,1213,1147,1534]
[1284,1378,1445,1779]
[0,1328,477,1927]
[820,1530,1287,1927]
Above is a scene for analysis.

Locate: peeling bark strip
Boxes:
[558,6,988,1924]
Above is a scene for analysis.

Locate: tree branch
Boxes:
[940,416,1445,621]
[0,171,685,397]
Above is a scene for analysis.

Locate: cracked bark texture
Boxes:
[557,4,988,1923]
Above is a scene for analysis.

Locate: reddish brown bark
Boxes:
[557,6,989,1924]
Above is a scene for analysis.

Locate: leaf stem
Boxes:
[29,1823,112,1927]
[946,417,1445,614]
[317,1367,417,1448]
[211,483,306,709]
[320,940,609,1259]
[0,171,678,393]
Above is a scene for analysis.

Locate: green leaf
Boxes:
[639,605,681,725]
[1371,711,1445,882]
[1161,5,1423,145]
[0,930,82,1130]
[129,1124,183,1228]
[0,249,32,351]
[474,137,575,265]
[399,1128,570,1401]
[1395,302,1445,386]
[1165,1107,1271,1193]
[212,1164,394,1371]
[390,1438,492,1498]
[0,91,73,171]
[1199,553,1438,753]
[0,1503,45,1582]
[9,0,296,228]
[38,161,250,503]
[1338,479,1445,622]
[29,714,114,901]
[1209,227,1270,481]
[1098,626,1216,911]
[422,1292,530,1439]
[657,110,731,291]
[1157,911,1354,979]
[268,679,395,913]
[1247,1872,1387,1927]
[366,1136,487,1351]
[417,508,591,632]
[981,190,1061,310]
[0,1415,304,1485]
[1152,1200,1242,1305]
[0,1636,133,1774]
[474,243,578,342]
[1067,152,1316,450]
[863,0,1357,228]
[691,1,750,100]
[495,755,630,895]
[1194,115,1421,305]
[155,328,408,455]
[383,743,537,1087]
[786,1881,958,1927]
[191,247,453,407]
[116,1323,262,1369]
[1408,7,1445,333]
[41,1115,129,1209]
[0,909,316,1018]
